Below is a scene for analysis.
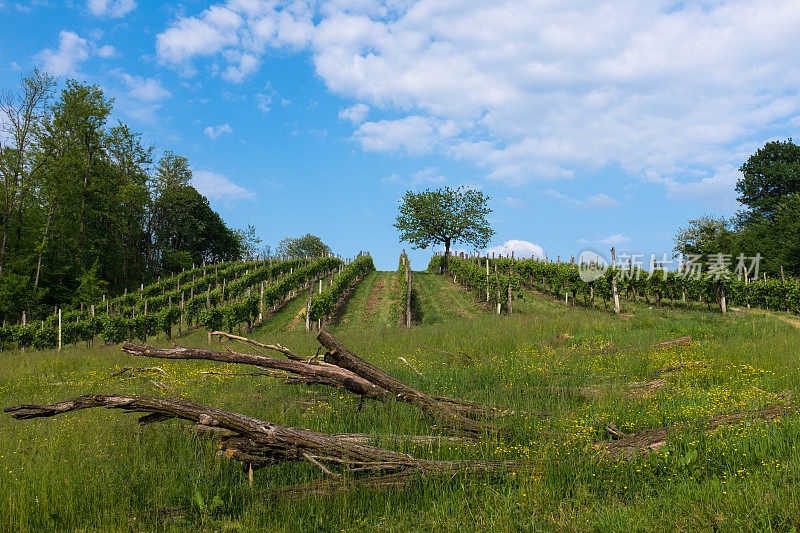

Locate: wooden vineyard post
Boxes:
[611,247,620,315]
[719,280,727,314]
[494,263,501,315]
[507,251,513,315]
[405,255,412,328]
[259,281,264,321]
[486,257,490,302]
[58,308,62,351]
[305,278,314,333]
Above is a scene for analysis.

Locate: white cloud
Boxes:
[192,170,255,202]
[354,116,459,155]
[157,6,244,64]
[255,81,279,113]
[87,0,136,18]
[156,1,800,206]
[96,44,117,58]
[545,190,621,210]
[36,31,118,76]
[657,165,741,210]
[599,233,631,245]
[485,240,544,259]
[36,31,90,76]
[410,167,446,185]
[117,72,171,102]
[339,103,369,124]
[204,124,233,139]
[504,196,526,208]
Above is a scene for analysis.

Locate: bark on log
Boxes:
[317,329,505,434]
[656,335,692,348]
[4,394,531,481]
[121,342,390,401]
[597,404,798,457]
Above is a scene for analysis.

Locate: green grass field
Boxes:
[2,270,800,531]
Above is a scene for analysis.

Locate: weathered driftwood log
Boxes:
[4,394,529,482]
[121,342,390,401]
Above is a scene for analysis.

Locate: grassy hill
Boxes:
[1,268,800,531]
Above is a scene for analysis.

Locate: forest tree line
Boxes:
[674,138,800,277]
[0,70,253,323]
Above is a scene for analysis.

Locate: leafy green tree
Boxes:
[673,216,737,262]
[152,151,191,194]
[0,69,56,277]
[394,186,494,272]
[234,224,262,260]
[73,261,107,309]
[51,80,113,266]
[0,272,30,324]
[737,139,800,222]
[277,234,331,258]
[152,185,241,266]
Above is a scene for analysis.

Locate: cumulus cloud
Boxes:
[599,233,631,245]
[156,0,800,206]
[192,170,254,202]
[36,30,118,76]
[204,124,234,139]
[354,116,458,155]
[156,1,313,79]
[87,0,136,18]
[339,103,369,124]
[545,190,621,210]
[36,31,90,76]
[117,72,171,102]
[504,197,527,208]
[485,240,544,259]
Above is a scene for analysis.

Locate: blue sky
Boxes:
[1,0,799,270]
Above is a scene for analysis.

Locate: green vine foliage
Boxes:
[430,255,800,313]
[1,257,346,352]
[309,255,375,321]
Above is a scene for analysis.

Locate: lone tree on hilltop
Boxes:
[394,186,494,272]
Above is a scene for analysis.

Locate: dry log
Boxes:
[318,329,507,434]
[121,342,390,401]
[210,331,305,361]
[597,404,798,457]
[656,335,692,348]
[4,394,531,481]
[108,366,167,378]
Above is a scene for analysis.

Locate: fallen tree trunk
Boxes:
[597,404,798,457]
[4,394,530,481]
[124,330,533,435]
[121,342,390,401]
[317,329,508,434]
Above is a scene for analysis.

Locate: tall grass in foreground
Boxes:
[1,294,800,531]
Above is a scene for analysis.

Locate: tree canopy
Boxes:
[0,70,244,323]
[737,139,800,222]
[394,186,494,271]
[277,234,331,258]
[675,138,800,277]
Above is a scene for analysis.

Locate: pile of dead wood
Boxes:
[5,330,538,493]
[5,331,797,495]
